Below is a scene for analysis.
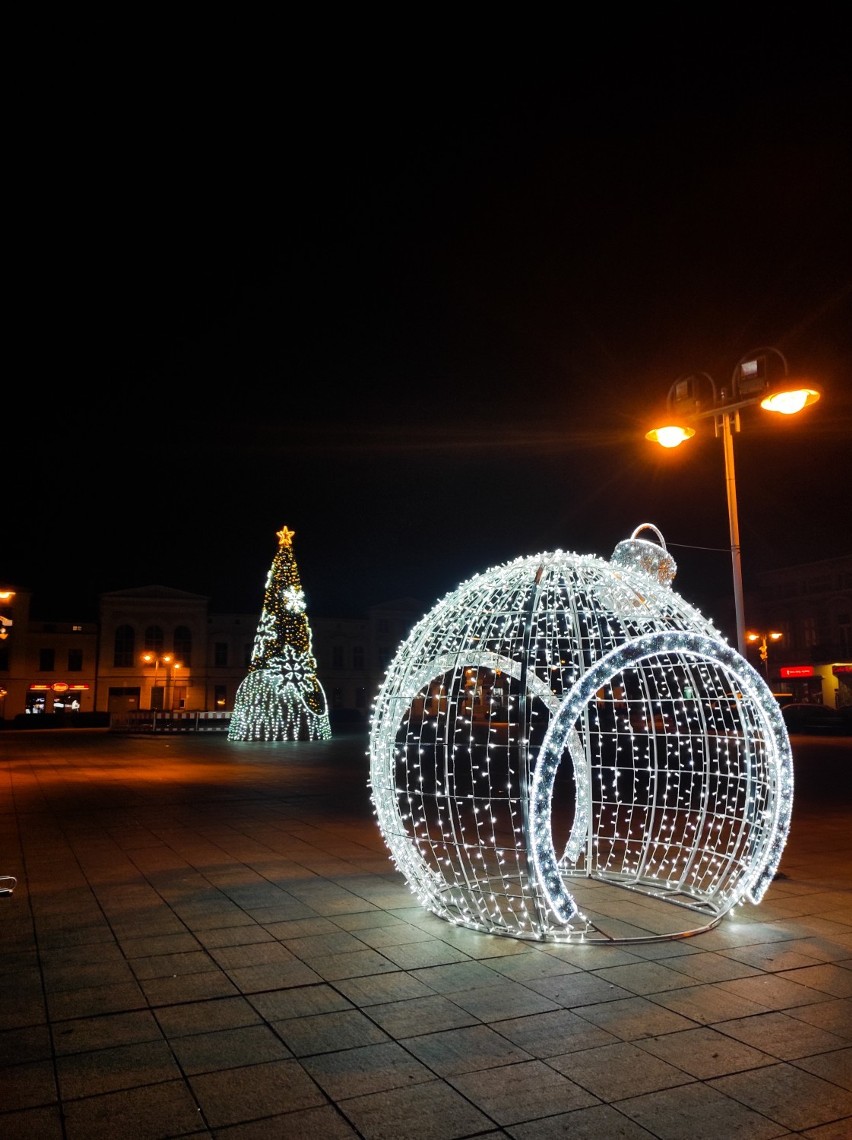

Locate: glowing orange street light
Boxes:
[645,348,820,655]
[747,630,783,682]
[141,652,179,710]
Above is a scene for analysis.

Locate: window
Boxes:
[332,687,343,708]
[174,626,192,667]
[68,649,83,671]
[114,625,135,668]
[214,685,227,709]
[39,648,55,671]
[353,646,364,670]
[332,646,345,668]
[214,642,228,667]
[355,687,367,709]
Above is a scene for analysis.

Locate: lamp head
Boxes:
[760,385,820,415]
[645,424,696,448]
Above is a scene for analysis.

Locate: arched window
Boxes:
[114,625,135,668]
[174,626,192,667]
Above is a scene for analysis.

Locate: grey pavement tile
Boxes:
[573,995,697,1041]
[301,1040,435,1100]
[484,949,581,984]
[190,1058,326,1128]
[130,950,219,980]
[495,1007,618,1057]
[45,981,148,1021]
[410,959,504,994]
[637,1024,779,1078]
[52,1010,164,1055]
[715,971,835,1010]
[548,1039,693,1099]
[591,960,705,996]
[302,947,402,981]
[208,941,301,970]
[247,983,353,1021]
[154,996,263,1037]
[720,941,836,972]
[42,959,138,993]
[778,963,852,998]
[523,970,636,1007]
[616,1079,787,1139]
[506,1101,659,1137]
[212,1102,362,1137]
[0,1024,53,1065]
[225,959,324,991]
[448,1058,599,1125]
[373,939,473,970]
[710,1061,852,1131]
[38,942,128,969]
[0,1105,65,1140]
[436,926,539,960]
[271,1008,390,1056]
[337,1077,495,1140]
[56,1038,182,1099]
[352,922,437,950]
[118,931,204,957]
[171,1024,292,1074]
[193,926,276,950]
[260,916,340,939]
[716,1009,849,1060]
[448,981,561,1022]
[61,1078,209,1140]
[787,997,852,1039]
[333,909,415,933]
[0,1058,58,1110]
[139,969,240,1006]
[333,970,437,1006]
[278,930,371,960]
[362,993,479,1038]
[402,1023,532,1075]
[664,950,764,982]
[647,981,770,1024]
[792,1046,852,1091]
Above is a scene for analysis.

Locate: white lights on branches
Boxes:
[369,525,792,943]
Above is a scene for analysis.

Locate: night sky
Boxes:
[9,33,851,642]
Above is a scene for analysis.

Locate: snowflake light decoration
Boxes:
[369,525,793,943]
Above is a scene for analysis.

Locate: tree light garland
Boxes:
[368,525,792,943]
[229,526,331,742]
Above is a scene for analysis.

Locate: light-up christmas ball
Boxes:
[369,525,792,943]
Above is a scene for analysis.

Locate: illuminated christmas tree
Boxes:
[228,526,332,742]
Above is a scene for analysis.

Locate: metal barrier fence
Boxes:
[110,711,231,734]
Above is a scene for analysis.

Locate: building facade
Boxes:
[2,554,850,726]
[0,585,423,728]
[744,553,852,707]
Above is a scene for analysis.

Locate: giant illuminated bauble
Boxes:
[369,525,792,943]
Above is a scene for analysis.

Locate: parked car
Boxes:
[781,702,852,736]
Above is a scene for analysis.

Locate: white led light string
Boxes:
[369,532,793,943]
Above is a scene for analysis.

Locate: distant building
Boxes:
[0,584,423,728]
[744,553,852,707]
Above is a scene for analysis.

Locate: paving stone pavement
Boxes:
[1,728,850,1139]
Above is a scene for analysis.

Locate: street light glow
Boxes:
[644,348,820,655]
[760,386,820,415]
[644,424,696,448]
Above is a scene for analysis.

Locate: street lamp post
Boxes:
[746,630,783,683]
[142,652,174,711]
[645,347,820,656]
